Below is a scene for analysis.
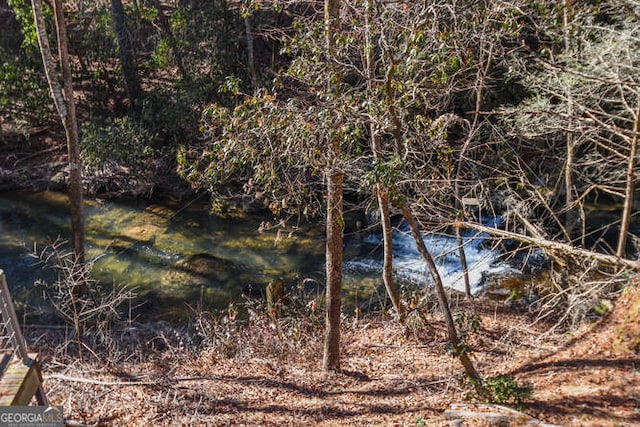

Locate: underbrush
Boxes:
[29,262,632,418]
[31,268,623,368]
[32,278,328,369]
[193,283,324,365]
[520,266,628,334]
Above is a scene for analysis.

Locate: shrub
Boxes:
[462,373,533,408]
[80,116,161,194]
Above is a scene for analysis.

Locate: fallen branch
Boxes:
[366,344,433,349]
[49,373,158,386]
[461,221,640,270]
[13,145,62,167]
[48,373,245,386]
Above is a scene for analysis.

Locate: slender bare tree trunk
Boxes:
[563,0,578,244]
[31,0,65,118]
[53,0,84,268]
[453,46,491,299]
[32,0,85,270]
[400,204,479,380]
[243,2,257,91]
[364,0,404,322]
[617,98,640,258]
[454,228,471,297]
[111,0,142,114]
[322,0,343,373]
[463,221,640,270]
[152,0,188,82]
[377,188,403,318]
[33,0,86,352]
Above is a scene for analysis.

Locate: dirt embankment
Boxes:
[1,126,69,193]
[1,125,191,199]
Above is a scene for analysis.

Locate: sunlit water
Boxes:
[0,191,514,323]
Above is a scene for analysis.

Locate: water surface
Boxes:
[0,191,511,323]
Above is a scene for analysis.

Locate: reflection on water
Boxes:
[0,191,513,323]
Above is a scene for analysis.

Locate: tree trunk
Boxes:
[378,189,404,320]
[111,0,143,115]
[454,40,494,299]
[53,0,84,269]
[324,0,339,51]
[152,0,188,82]
[33,0,86,351]
[322,0,342,373]
[243,3,257,91]
[364,0,404,322]
[31,0,66,119]
[323,167,343,372]
[563,0,579,243]
[400,205,479,380]
[462,221,640,270]
[455,229,471,297]
[616,98,640,258]
[32,0,85,269]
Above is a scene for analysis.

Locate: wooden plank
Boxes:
[0,356,42,406]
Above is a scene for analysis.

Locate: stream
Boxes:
[0,191,515,323]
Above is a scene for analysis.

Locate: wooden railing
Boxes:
[0,269,48,406]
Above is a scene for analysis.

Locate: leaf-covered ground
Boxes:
[40,295,640,426]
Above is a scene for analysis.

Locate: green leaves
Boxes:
[461,374,533,408]
[364,156,406,188]
[219,76,242,96]
[454,311,481,338]
[180,92,335,217]
[7,0,39,52]
[81,116,157,176]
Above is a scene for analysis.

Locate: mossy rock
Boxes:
[109,207,170,244]
[144,204,176,220]
[123,224,159,242]
[613,281,640,354]
[163,253,244,289]
[176,253,231,276]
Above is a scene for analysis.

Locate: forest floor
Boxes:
[34,289,640,427]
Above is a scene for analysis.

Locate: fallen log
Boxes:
[461,221,640,271]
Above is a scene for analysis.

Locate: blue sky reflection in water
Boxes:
[0,191,513,322]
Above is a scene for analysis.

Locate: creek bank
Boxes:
[0,129,68,193]
[612,278,640,354]
[0,129,193,200]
